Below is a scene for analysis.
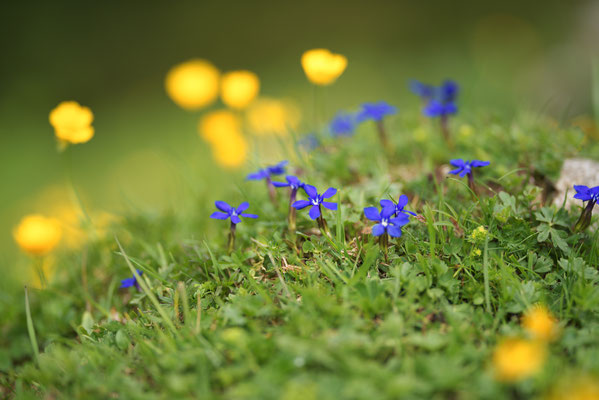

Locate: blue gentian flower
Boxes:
[273,175,304,190]
[246,161,288,181]
[356,101,397,122]
[574,185,599,203]
[121,269,142,290]
[449,159,490,178]
[329,112,356,137]
[364,205,409,237]
[293,185,337,220]
[210,201,258,224]
[409,80,435,100]
[423,100,458,117]
[380,194,417,217]
[573,185,599,232]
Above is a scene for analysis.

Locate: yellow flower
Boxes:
[471,248,482,257]
[198,110,242,143]
[492,337,546,382]
[49,101,94,144]
[522,305,559,342]
[221,70,260,109]
[211,132,248,168]
[246,97,301,136]
[301,49,347,85]
[469,226,488,243]
[165,59,220,110]
[14,214,62,256]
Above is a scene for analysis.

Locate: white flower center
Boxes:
[381,218,389,227]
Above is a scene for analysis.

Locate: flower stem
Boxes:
[266,177,277,204]
[467,172,478,196]
[440,115,454,149]
[288,188,297,233]
[317,206,331,238]
[34,256,47,289]
[376,120,389,148]
[228,222,237,254]
[573,200,595,232]
[380,233,389,263]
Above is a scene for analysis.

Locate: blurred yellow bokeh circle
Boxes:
[301,48,347,85]
[246,97,300,136]
[198,109,242,143]
[14,214,62,256]
[165,59,220,110]
[49,101,94,144]
[211,133,248,168]
[221,70,260,109]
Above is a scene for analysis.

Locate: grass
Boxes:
[2,110,599,399]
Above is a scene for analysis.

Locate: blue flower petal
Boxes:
[322,201,337,210]
[379,199,394,209]
[322,187,337,199]
[210,211,230,220]
[303,184,318,198]
[397,194,409,208]
[231,215,242,224]
[241,213,258,219]
[387,225,403,238]
[236,202,249,213]
[391,214,410,227]
[272,181,290,188]
[372,224,385,236]
[120,277,136,288]
[215,201,232,212]
[309,205,321,220]
[450,159,465,167]
[293,200,311,209]
[364,207,381,221]
[246,170,268,180]
[381,206,395,219]
[471,160,490,168]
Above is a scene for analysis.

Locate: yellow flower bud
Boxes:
[211,132,248,168]
[221,70,260,109]
[198,110,242,143]
[522,305,559,342]
[165,59,220,110]
[301,49,347,86]
[492,338,546,382]
[14,214,62,256]
[49,101,94,144]
[246,97,300,136]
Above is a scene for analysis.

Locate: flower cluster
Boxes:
[411,80,459,118]
[49,101,95,145]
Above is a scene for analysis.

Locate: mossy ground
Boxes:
[2,112,599,399]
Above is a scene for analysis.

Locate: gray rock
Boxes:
[553,158,599,211]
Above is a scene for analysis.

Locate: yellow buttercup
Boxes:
[14,214,62,256]
[221,70,260,109]
[301,49,347,85]
[49,101,94,144]
[492,337,546,382]
[165,59,220,110]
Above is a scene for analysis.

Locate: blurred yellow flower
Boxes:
[221,70,260,109]
[522,305,559,342]
[165,59,220,110]
[49,101,94,144]
[246,97,301,136]
[198,110,242,143]
[492,337,546,382]
[211,132,248,168]
[547,376,599,400]
[14,214,62,256]
[301,49,347,85]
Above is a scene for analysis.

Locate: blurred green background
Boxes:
[2,0,598,269]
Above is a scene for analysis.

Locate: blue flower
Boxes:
[380,194,417,217]
[246,161,288,181]
[356,101,397,122]
[423,100,458,117]
[273,175,304,190]
[329,112,356,137]
[574,185,599,203]
[364,205,409,237]
[293,185,337,220]
[298,134,320,151]
[409,80,435,100]
[121,269,142,290]
[449,159,490,178]
[210,201,258,224]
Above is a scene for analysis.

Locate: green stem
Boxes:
[228,222,237,254]
[34,256,47,289]
[24,286,40,365]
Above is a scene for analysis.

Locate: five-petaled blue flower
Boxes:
[329,112,356,137]
[273,175,304,190]
[574,185,599,203]
[409,80,435,100]
[293,185,337,220]
[210,201,258,224]
[246,161,288,181]
[380,194,417,217]
[364,205,410,237]
[356,101,397,122]
[121,269,142,290]
[449,159,490,178]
